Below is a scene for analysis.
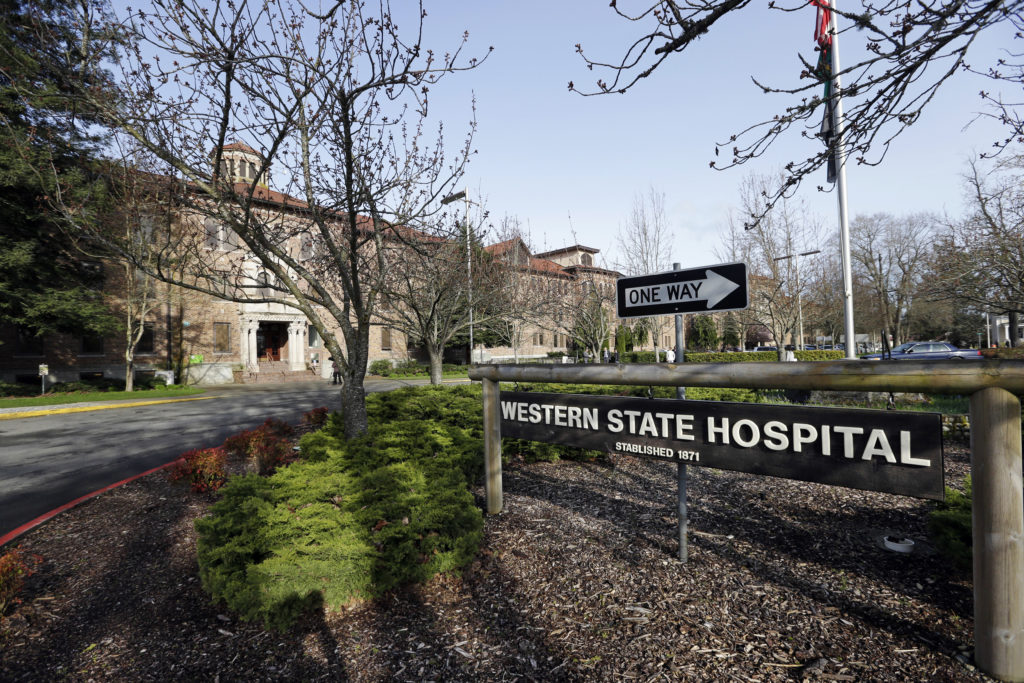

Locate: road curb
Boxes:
[0,457,184,548]
[0,395,220,421]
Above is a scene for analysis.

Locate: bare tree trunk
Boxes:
[125,353,135,391]
[427,344,444,385]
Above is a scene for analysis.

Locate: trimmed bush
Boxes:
[195,385,485,630]
[929,477,973,572]
[368,359,393,376]
[169,447,229,493]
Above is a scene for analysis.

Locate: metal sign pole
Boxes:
[673,263,688,563]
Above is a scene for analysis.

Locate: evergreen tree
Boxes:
[690,315,719,351]
[0,0,117,337]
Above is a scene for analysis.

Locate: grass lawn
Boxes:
[0,385,205,409]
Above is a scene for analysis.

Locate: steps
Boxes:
[238,361,321,384]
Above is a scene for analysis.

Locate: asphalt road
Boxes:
[0,378,457,540]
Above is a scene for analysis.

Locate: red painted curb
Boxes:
[0,457,182,548]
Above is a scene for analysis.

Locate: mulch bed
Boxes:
[0,438,988,681]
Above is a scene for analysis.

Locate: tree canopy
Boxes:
[0,0,117,337]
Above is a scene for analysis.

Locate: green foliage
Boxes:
[689,315,719,351]
[367,359,464,378]
[195,385,485,630]
[928,477,973,572]
[0,0,118,337]
[794,350,846,361]
[368,359,393,376]
[511,382,761,405]
[721,313,742,349]
[0,545,40,619]
[615,326,629,356]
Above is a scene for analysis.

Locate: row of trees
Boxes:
[710,162,1024,353]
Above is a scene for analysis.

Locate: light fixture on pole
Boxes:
[773,249,821,351]
[441,189,473,363]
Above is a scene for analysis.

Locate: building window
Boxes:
[308,325,321,347]
[249,161,257,179]
[15,327,44,356]
[538,333,545,346]
[81,334,104,355]
[581,253,593,266]
[137,323,155,354]
[381,327,392,351]
[214,322,231,353]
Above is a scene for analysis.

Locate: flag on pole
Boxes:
[811,0,836,183]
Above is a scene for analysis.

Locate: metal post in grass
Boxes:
[482,376,503,514]
[970,387,1024,681]
[673,262,688,563]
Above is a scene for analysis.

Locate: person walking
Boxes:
[330,358,342,385]
[665,348,676,363]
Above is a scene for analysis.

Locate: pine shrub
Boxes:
[195,385,485,630]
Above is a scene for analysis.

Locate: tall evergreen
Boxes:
[0,0,116,337]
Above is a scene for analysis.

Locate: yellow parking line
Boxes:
[0,396,221,420]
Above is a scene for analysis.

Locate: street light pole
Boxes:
[441,189,473,363]
[774,249,821,351]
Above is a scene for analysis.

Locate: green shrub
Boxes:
[510,382,761,404]
[368,359,393,376]
[0,381,36,398]
[196,385,485,630]
[929,476,973,572]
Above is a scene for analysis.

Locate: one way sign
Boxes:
[616,262,748,318]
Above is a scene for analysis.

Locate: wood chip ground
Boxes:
[0,441,991,681]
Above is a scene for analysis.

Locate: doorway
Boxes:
[256,322,289,362]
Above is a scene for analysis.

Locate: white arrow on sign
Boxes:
[624,269,741,310]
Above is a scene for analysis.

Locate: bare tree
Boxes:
[850,212,934,346]
[719,173,822,357]
[925,156,1024,322]
[378,212,509,385]
[615,187,674,360]
[572,0,1022,222]
[24,0,489,435]
[482,216,561,363]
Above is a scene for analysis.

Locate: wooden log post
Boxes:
[971,387,1024,681]
[482,376,503,515]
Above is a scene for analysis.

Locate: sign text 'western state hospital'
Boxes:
[500,392,944,499]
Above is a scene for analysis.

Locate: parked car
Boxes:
[753,346,777,352]
[861,341,983,361]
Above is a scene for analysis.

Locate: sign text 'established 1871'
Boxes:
[500,392,944,500]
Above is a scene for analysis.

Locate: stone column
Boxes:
[289,322,305,371]
[246,319,260,372]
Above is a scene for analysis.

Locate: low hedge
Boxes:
[195,385,485,630]
[367,359,465,377]
[617,350,845,364]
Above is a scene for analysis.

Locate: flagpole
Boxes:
[829,0,857,359]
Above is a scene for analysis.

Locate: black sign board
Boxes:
[500,392,944,500]
[616,262,748,318]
